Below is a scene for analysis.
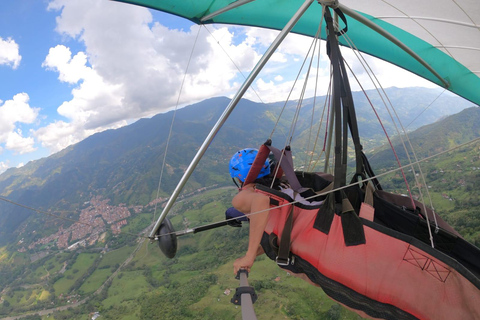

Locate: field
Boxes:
[2,166,479,319]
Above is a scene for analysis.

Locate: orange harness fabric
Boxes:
[256,187,480,320]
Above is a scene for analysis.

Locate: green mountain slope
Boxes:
[0,88,474,245]
[0,88,477,319]
[370,106,480,167]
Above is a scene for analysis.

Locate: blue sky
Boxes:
[0,0,439,173]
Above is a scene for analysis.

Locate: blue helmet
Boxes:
[229,148,270,181]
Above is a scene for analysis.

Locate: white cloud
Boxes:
[43,45,89,84]
[0,93,38,154]
[35,120,88,152]
[0,161,9,174]
[42,45,124,127]
[242,31,438,102]
[31,0,267,153]
[0,37,21,69]
[5,130,36,154]
[31,0,438,157]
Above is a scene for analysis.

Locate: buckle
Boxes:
[275,256,290,266]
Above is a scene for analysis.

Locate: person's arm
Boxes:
[233,190,270,274]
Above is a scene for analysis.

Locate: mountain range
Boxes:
[0,87,475,246]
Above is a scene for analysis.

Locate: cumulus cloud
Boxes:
[0,161,9,174]
[47,0,250,112]
[5,130,36,154]
[0,93,38,154]
[0,37,21,69]
[31,0,268,153]
[32,0,436,156]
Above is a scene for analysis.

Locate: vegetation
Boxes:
[0,188,363,319]
[0,94,478,319]
[378,139,480,245]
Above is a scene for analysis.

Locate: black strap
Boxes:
[341,195,366,246]
[333,7,348,35]
[313,192,336,234]
[275,200,296,266]
[361,151,383,190]
[325,7,365,187]
[266,145,302,192]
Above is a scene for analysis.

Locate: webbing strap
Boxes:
[266,145,302,192]
[315,182,333,195]
[341,195,366,246]
[361,151,383,190]
[242,140,302,192]
[313,192,336,234]
[325,8,346,188]
[332,7,348,35]
[364,182,374,207]
[325,7,364,187]
[275,200,296,266]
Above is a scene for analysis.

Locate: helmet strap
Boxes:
[232,178,242,190]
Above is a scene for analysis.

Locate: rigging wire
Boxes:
[285,24,322,146]
[265,20,324,188]
[343,59,415,200]
[303,35,324,172]
[266,12,326,189]
[336,22,416,206]
[155,136,480,239]
[202,24,267,106]
[404,89,447,129]
[334,18,453,246]
[269,44,312,144]
[308,74,332,172]
[337,26,439,229]
[343,61,437,246]
[151,24,203,243]
[2,137,479,244]
[154,138,480,237]
[268,8,325,145]
[303,5,327,172]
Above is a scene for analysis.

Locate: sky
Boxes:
[0,0,440,173]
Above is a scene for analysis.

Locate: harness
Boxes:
[235,8,480,319]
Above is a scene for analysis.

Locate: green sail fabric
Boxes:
[116,0,480,106]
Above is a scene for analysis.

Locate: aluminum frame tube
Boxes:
[200,0,255,22]
[239,271,257,320]
[149,0,315,239]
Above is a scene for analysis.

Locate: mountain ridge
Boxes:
[0,87,475,245]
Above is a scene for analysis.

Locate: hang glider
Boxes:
[112,0,480,319]
[115,0,480,106]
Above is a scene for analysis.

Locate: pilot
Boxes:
[228,148,272,274]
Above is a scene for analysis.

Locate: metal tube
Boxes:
[200,0,255,22]
[239,271,257,320]
[149,0,315,239]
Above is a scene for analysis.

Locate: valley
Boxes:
[0,91,478,319]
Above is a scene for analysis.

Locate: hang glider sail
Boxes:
[116,0,480,106]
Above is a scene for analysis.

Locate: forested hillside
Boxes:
[0,88,477,319]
